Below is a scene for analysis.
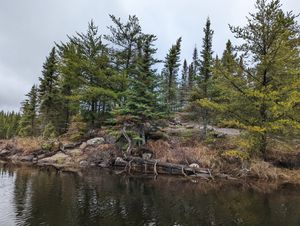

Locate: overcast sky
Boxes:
[0,0,299,112]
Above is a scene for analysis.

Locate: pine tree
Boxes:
[192,46,200,78]
[113,35,161,153]
[200,0,300,157]
[179,59,188,108]
[38,47,65,135]
[187,62,195,90]
[19,85,38,137]
[189,18,214,137]
[162,37,182,114]
[58,21,121,128]
[199,18,214,135]
[105,15,143,73]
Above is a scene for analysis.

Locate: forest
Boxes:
[1,0,299,161]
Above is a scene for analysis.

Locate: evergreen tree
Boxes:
[179,59,188,108]
[58,21,121,128]
[187,62,195,90]
[189,18,214,137]
[38,47,64,134]
[199,17,214,136]
[200,0,300,157]
[113,35,161,153]
[19,85,38,137]
[105,15,143,73]
[192,46,200,78]
[0,111,20,139]
[161,37,182,113]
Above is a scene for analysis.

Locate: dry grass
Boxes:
[146,139,218,168]
[1,137,42,154]
[249,160,290,181]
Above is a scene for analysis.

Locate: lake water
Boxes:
[0,163,300,226]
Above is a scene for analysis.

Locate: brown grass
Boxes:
[146,139,218,168]
[2,137,42,154]
[249,161,280,180]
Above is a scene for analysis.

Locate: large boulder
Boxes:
[39,152,70,165]
[86,137,105,146]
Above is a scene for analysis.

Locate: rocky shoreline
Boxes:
[1,134,300,186]
[0,137,214,179]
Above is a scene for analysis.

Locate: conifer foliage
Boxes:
[199,0,300,157]
[161,37,182,114]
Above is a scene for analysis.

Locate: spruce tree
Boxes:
[58,21,121,128]
[162,37,182,114]
[179,59,188,108]
[38,47,65,135]
[187,62,195,91]
[19,85,38,137]
[113,35,161,153]
[189,18,214,137]
[105,15,143,73]
[192,46,200,78]
[199,18,214,135]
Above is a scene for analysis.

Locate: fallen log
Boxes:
[113,156,213,179]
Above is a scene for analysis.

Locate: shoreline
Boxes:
[1,137,300,189]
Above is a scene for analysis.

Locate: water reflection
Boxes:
[0,163,300,226]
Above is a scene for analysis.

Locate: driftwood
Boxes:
[113,156,213,179]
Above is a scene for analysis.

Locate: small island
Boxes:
[0,0,300,225]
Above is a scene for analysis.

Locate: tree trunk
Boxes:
[140,125,146,146]
[122,125,132,155]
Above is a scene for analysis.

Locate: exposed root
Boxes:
[128,159,133,174]
[154,160,158,176]
[208,169,214,180]
[181,166,188,177]
[122,125,132,155]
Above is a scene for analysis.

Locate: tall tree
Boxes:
[19,85,38,137]
[200,0,300,157]
[113,35,161,153]
[179,59,188,108]
[189,18,214,137]
[162,37,182,113]
[38,47,64,134]
[192,46,200,78]
[199,17,214,136]
[59,21,120,128]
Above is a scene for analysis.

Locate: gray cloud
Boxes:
[0,0,299,111]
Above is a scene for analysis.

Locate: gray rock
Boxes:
[79,160,88,167]
[39,152,69,164]
[142,153,152,160]
[189,163,200,169]
[19,155,34,162]
[37,154,46,160]
[0,149,10,157]
[79,142,87,150]
[66,148,82,157]
[115,157,126,164]
[63,142,82,150]
[99,162,109,168]
[86,137,105,146]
